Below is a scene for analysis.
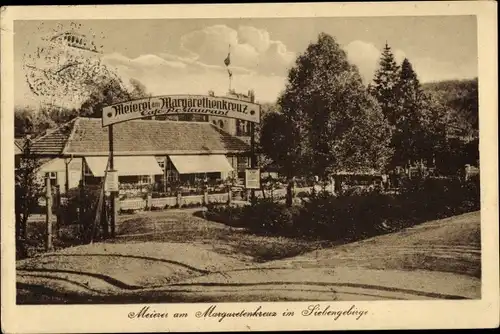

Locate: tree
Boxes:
[14,106,57,138]
[260,111,299,177]
[129,78,151,100]
[391,58,433,167]
[270,33,392,178]
[79,77,137,118]
[372,43,401,125]
[15,137,43,259]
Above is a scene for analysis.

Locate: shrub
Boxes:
[60,186,101,226]
[206,177,480,242]
[243,199,297,234]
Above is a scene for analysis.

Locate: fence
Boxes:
[120,191,231,212]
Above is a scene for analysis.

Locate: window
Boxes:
[139,175,152,185]
[119,176,137,184]
[46,172,57,179]
[45,172,57,187]
[219,120,224,129]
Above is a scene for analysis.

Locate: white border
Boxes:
[1,2,498,332]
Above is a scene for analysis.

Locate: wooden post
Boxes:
[45,177,53,251]
[163,156,167,193]
[109,125,116,238]
[176,191,182,208]
[64,158,70,194]
[79,159,85,234]
[250,122,256,204]
[55,185,61,237]
[227,185,232,204]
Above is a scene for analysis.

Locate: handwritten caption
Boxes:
[128,304,368,322]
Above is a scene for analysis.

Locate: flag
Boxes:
[224,52,231,67]
[227,69,233,77]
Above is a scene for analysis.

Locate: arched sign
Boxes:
[102,94,261,127]
[101,93,261,238]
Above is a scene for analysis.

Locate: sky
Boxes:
[14,16,477,108]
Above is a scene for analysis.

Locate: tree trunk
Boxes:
[16,212,27,259]
[286,180,293,207]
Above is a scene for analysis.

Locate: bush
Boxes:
[242,199,297,234]
[206,177,480,242]
[206,203,247,227]
[60,186,101,225]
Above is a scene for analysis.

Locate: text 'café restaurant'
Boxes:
[30,91,258,194]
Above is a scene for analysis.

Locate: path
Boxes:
[17,211,481,303]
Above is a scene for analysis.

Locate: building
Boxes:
[28,117,251,194]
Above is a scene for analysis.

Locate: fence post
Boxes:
[146,193,152,210]
[176,191,182,208]
[227,185,232,204]
[45,177,53,251]
[203,189,209,206]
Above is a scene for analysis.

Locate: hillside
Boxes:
[423,78,478,138]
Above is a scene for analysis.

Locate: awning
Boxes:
[169,155,234,174]
[85,156,163,177]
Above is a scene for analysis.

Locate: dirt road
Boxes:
[17,210,481,303]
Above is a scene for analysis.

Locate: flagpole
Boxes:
[226,44,232,92]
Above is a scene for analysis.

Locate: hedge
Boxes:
[206,177,480,241]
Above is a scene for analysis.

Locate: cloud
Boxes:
[345,40,407,84]
[411,57,477,83]
[101,51,284,103]
[345,40,381,84]
[180,24,295,76]
[97,24,296,103]
[344,40,476,84]
[15,24,294,109]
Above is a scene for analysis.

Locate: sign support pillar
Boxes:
[250,122,256,203]
[108,124,116,238]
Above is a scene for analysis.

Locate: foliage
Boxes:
[422,78,478,134]
[264,33,392,178]
[243,199,298,234]
[60,185,102,241]
[14,107,58,138]
[206,178,480,242]
[371,43,401,125]
[15,138,44,259]
[370,46,473,172]
[79,78,149,118]
[259,112,298,177]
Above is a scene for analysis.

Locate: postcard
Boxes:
[1,2,498,332]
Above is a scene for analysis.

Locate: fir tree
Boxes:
[392,58,428,167]
[372,43,401,125]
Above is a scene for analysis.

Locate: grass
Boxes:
[112,209,334,263]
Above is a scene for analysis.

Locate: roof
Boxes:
[30,117,250,156]
[29,119,77,156]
